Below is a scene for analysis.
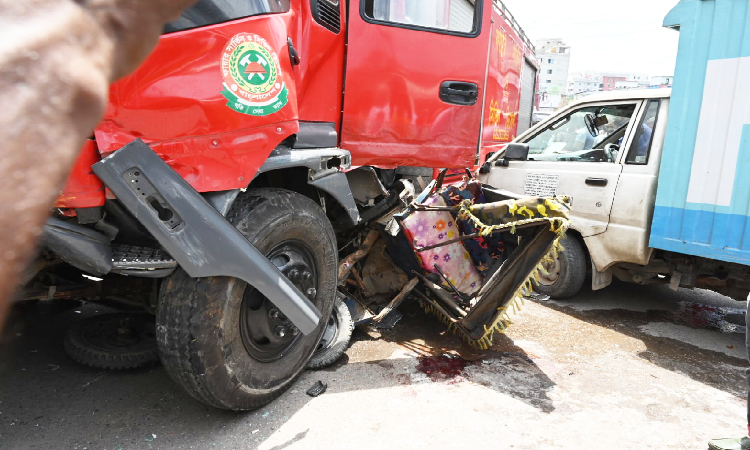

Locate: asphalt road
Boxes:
[0,280,746,450]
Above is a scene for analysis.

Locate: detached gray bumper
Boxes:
[92,140,321,335]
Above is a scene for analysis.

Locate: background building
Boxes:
[567,73,602,95]
[602,75,626,91]
[615,80,640,90]
[649,75,673,88]
[536,38,571,109]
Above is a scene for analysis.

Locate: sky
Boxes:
[502,0,681,77]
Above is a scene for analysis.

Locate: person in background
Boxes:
[0,0,196,332]
[635,116,655,161]
[709,294,750,450]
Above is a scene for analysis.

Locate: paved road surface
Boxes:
[0,280,746,449]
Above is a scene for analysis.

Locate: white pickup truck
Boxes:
[479,88,750,301]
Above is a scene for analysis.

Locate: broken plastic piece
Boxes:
[306,380,327,397]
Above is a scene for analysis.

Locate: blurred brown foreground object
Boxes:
[0,0,196,331]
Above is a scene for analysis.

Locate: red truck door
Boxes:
[340,0,492,168]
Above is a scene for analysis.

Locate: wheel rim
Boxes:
[80,314,156,353]
[316,305,340,353]
[538,255,562,286]
[239,240,318,363]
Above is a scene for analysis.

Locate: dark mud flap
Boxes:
[92,139,321,335]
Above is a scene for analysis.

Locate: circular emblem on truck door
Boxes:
[220,33,289,116]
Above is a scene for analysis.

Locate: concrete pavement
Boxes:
[0,280,746,449]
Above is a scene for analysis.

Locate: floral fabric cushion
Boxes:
[401,195,482,296]
[440,184,506,276]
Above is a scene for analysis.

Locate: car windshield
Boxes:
[525,104,637,161]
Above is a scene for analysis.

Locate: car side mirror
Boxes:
[493,143,529,167]
[505,143,530,160]
[480,143,530,171]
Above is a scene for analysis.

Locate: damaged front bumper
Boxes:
[90,140,322,335]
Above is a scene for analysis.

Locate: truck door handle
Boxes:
[585,177,608,186]
[440,81,479,106]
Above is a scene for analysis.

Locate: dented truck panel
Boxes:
[57,0,537,209]
[58,0,350,209]
[54,140,105,209]
[339,0,536,169]
[96,12,301,194]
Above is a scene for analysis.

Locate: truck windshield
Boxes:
[164,0,291,33]
[524,103,637,162]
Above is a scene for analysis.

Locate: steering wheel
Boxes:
[604,143,620,162]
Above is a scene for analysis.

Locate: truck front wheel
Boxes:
[534,235,587,299]
[156,189,337,410]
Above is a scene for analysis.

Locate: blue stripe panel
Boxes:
[650,206,750,265]
[649,0,750,266]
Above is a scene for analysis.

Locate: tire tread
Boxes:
[156,188,337,410]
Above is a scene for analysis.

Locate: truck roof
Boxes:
[573,88,671,104]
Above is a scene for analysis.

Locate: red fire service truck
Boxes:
[33,0,545,410]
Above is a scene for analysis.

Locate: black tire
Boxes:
[533,235,587,299]
[64,313,159,370]
[307,296,353,370]
[156,188,337,411]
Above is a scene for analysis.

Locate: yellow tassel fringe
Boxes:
[419,200,570,349]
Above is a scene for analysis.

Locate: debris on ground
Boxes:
[306,381,327,397]
[81,373,105,388]
[373,309,403,329]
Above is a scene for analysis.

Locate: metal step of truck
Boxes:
[111,244,177,277]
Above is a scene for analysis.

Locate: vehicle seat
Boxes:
[400,194,483,296]
[439,182,506,276]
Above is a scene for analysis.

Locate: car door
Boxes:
[605,98,668,265]
[340,0,491,169]
[484,100,644,236]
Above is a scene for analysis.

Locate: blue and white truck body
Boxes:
[651,0,750,268]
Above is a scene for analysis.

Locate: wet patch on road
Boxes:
[415,355,473,381]
[467,354,556,413]
[532,294,748,398]
[672,301,745,333]
[638,321,745,358]
[342,304,559,412]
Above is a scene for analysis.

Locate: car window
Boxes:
[524,103,637,162]
[625,100,660,165]
[362,0,478,34]
[164,0,291,33]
